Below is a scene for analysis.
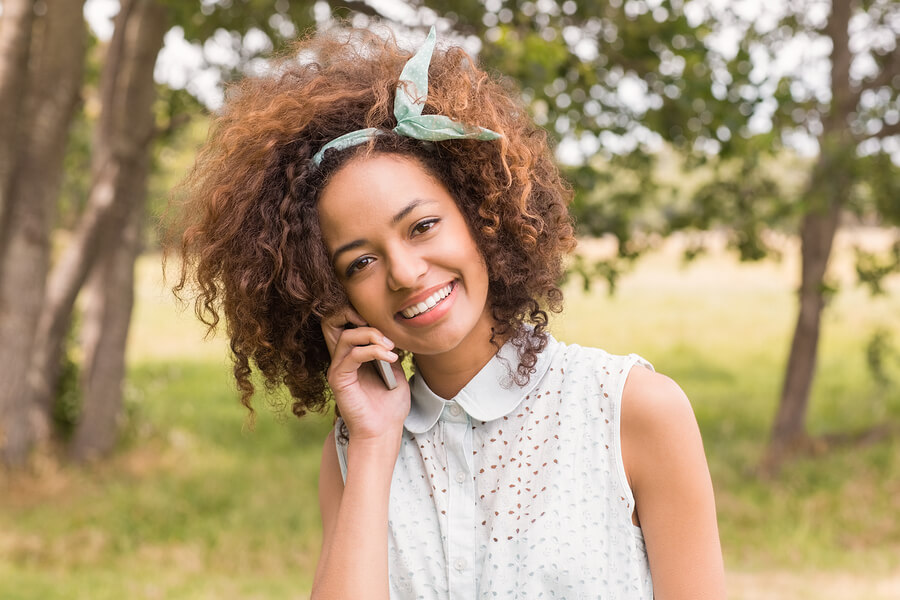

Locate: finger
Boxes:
[322,306,366,331]
[320,316,357,357]
[342,306,367,328]
[338,326,393,348]
[330,326,395,366]
[321,307,373,355]
[329,345,400,384]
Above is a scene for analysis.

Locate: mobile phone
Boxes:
[372,357,398,390]
[342,322,398,390]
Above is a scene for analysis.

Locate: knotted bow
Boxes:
[312,26,502,166]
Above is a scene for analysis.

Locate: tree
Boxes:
[749,0,900,469]
[458,0,900,471]
[0,0,87,466]
[64,0,170,460]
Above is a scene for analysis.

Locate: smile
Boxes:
[400,282,455,319]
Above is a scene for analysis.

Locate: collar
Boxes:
[404,333,561,434]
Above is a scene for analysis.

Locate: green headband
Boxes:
[311,26,502,166]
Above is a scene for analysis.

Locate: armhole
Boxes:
[612,353,654,532]
[334,419,349,483]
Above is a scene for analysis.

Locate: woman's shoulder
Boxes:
[621,365,695,434]
[620,364,703,490]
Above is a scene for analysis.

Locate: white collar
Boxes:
[404,334,561,434]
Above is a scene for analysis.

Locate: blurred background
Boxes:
[0,0,898,598]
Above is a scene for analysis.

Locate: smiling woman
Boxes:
[167,24,724,600]
[169,25,574,423]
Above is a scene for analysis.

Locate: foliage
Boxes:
[866,326,897,388]
[412,0,900,288]
[57,107,93,231]
[856,240,900,295]
[162,0,317,50]
[51,320,82,441]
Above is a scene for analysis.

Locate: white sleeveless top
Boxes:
[335,334,654,599]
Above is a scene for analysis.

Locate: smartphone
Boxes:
[342,322,398,390]
[372,357,398,390]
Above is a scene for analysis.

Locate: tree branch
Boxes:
[826,0,854,119]
[874,120,900,139]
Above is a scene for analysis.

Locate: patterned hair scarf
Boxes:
[311,26,502,166]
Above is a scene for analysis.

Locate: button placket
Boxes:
[443,402,475,600]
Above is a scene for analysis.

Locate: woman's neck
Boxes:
[413,325,507,400]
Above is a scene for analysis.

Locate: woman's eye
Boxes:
[346,256,374,276]
[412,218,439,236]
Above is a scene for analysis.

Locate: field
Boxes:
[2,231,899,599]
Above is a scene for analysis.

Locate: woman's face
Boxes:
[317,153,494,358]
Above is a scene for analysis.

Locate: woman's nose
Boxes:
[386,247,427,291]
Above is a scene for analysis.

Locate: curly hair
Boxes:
[167,26,575,423]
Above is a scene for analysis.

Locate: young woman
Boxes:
[173,25,725,599]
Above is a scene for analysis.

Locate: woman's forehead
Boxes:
[316,154,455,245]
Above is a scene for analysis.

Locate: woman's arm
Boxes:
[622,365,726,599]
[312,430,400,600]
[311,309,409,599]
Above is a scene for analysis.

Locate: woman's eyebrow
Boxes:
[332,239,368,265]
[390,198,435,225]
[332,198,438,264]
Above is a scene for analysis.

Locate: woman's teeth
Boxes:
[401,283,453,319]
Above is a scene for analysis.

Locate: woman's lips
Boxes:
[399,281,455,319]
[395,280,458,326]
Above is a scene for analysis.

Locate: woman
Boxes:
[172,25,725,599]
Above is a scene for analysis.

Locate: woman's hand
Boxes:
[321,307,410,444]
[314,308,408,600]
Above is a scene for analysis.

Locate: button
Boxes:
[454,558,467,571]
[448,404,462,417]
[455,471,466,484]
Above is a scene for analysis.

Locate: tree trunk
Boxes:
[0,0,35,261]
[27,0,168,434]
[0,171,46,466]
[0,0,87,467]
[70,193,144,461]
[64,0,167,461]
[767,193,842,464]
[764,0,855,472]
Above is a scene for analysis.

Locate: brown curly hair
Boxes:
[167,26,575,423]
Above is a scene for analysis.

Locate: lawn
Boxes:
[1,232,899,599]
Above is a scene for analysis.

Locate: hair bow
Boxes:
[312,26,502,166]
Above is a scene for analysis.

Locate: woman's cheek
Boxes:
[347,286,385,326]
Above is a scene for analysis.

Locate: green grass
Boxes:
[1,359,330,598]
[2,240,899,598]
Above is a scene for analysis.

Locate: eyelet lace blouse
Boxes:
[335,334,654,599]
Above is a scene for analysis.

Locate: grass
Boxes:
[2,234,899,598]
